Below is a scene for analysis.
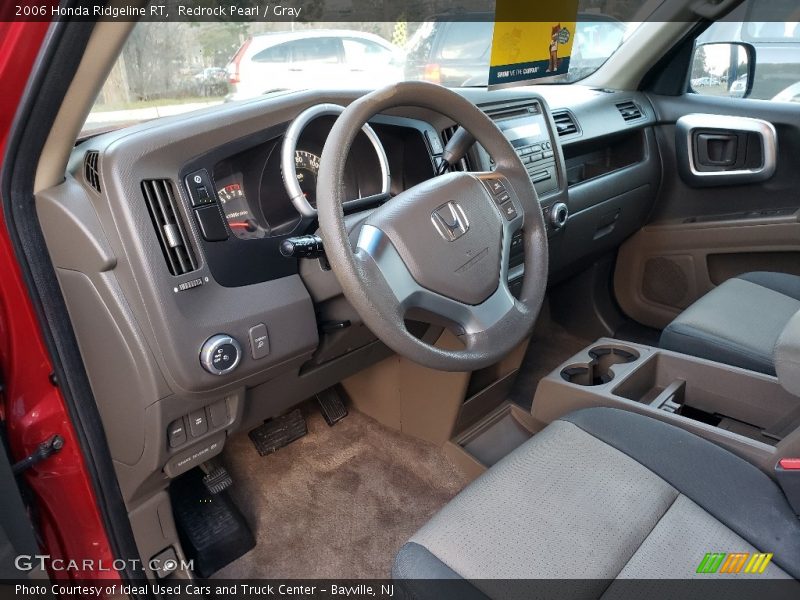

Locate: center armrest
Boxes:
[775,310,800,398]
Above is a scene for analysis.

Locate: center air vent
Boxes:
[440,126,473,171]
[84,151,101,193]
[616,100,643,121]
[141,179,197,276]
[552,110,579,136]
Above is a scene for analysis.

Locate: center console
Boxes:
[484,99,568,236]
[479,98,568,297]
[492,103,560,197]
[533,340,800,472]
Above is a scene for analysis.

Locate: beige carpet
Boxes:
[214,406,469,579]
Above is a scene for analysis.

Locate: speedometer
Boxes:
[294,150,320,207]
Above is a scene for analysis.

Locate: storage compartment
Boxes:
[707,250,800,285]
[611,353,798,444]
[564,130,645,187]
[549,184,655,277]
[534,338,800,465]
[457,404,538,467]
[560,345,639,386]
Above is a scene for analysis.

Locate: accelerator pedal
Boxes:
[248,408,307,456]
[316,386,348,426]
[200,458,233,495]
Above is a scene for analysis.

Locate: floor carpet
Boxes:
[214,406,469,579]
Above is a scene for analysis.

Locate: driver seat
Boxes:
[393,408,799,595]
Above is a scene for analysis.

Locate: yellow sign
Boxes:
[489,0,578,88]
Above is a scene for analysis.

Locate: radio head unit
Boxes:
[491,102,559,197]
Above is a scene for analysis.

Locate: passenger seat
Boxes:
[660,272,800,375]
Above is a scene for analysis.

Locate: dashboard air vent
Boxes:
[440,126,473,171]
[141,179,197,276]
[84,151,101,193]
[551,110,579,137]
[616,100,643,121]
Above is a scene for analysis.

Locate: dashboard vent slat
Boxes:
[616,100,643,122]
[551,110,579,137]
[84,151,101,193]
[141,179,197,276]
[440,126,473,172]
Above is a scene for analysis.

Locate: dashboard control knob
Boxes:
[200,334,242,376]
[550,202,569,229]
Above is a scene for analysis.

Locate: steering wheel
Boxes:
[316,82,548,372]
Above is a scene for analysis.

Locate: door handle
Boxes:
[696,133,738,167]
[675,114,777,187]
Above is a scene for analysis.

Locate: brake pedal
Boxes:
[200,459,233,495]
[316,386,348,426]
[248,408,307,456]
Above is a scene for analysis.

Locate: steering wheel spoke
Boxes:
[356,224,518,337]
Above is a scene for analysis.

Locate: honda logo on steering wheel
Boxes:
[431,201,470,241]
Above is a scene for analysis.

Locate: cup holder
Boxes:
[560,345,639,386]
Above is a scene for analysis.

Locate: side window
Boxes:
[743,22,800,102]
[690,0,800,102]
[290,38,342,64]
[252,42,292,63]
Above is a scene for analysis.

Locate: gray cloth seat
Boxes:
[393,408,800,598]
[660,272,800,375]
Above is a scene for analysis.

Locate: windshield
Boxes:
[84,18,639,135]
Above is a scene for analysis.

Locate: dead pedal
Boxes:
[316,386,348,426]
[248,408,307,456]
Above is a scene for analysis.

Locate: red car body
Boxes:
[0,18,117,583]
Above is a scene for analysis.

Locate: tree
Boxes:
[190,22,250,67]
[692,46,708,78]
[122,23,193,101]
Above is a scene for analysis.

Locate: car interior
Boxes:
[7,0,800,592]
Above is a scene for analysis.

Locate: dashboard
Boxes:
[40,85,660,501]
[178,112,440,287]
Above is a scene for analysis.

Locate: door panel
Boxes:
[615,94,800,329]
[615,212,800,328]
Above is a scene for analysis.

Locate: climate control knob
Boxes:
[200,334,242,376]
[550,202,569,229]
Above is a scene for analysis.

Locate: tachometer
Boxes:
[294,150,320,207]
[217,182,264,240]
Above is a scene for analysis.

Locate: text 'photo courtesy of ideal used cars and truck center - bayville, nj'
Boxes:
[3,0,800,599]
